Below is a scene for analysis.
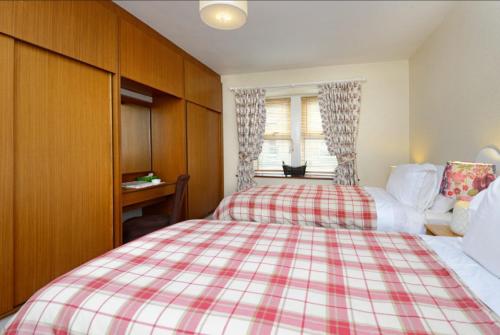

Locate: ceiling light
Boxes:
[199,1,248,30]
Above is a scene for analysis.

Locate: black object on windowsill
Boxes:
[282,161,307,177]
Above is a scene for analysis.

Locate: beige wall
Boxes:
[222,61,410,195]
[410,2,500,164]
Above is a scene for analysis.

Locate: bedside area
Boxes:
[425,224,461,237]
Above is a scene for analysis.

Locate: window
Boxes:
[256,96,337,175]
[254,98,292,171]
[301,96,337,173]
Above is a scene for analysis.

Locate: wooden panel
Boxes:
[0,35,14,315]
[121,103,152,174]
[14,43,113,304]
[151,96,187,184]
[120,19,183,97]
[12,0,117,72]
[112,1,219,95]
[0,1,13,36]
[187,103,222,218]
[185,59,222,112]
[112,74,123,247]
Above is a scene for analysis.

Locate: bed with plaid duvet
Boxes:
[5,220,499,335]
[213,184,377,230]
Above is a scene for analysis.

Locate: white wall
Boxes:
[410,2,500,164]
[222,60,410,195]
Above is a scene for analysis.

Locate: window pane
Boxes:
[256,139,292,171]
[301,139,337,173]
[264,98,291,137]
[300,96,336,173]
[301,97,323,136]
[257,98,292,170]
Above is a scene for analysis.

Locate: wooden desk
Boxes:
[122,183,175,210]
[425,224,461,237]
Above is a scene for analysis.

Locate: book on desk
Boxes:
[122,180,166,189]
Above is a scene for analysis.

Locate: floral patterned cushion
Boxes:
[440,161,496,198]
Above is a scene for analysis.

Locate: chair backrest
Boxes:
[169,174,190,225]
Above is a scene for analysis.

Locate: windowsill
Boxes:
[255,171,333,180]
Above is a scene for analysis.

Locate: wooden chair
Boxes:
[123,174,190,243]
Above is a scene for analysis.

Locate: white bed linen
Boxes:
[364,186,426,234]
[424,210,453,225]
[422,235,500,316]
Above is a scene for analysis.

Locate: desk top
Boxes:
[122,183,175,208]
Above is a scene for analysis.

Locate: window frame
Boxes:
[255,94,336,177]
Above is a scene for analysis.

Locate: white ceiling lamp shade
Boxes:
[199,1,248,30]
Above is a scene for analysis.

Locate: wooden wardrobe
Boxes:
[184,59,223,218]
[14,43,114,305]
[187,103,223,219]
[0,33,14,316]
[0,37,114,313]
[0,0,223,317]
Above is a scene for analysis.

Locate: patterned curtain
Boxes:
[318,81,362,185]
[234,88,266,191]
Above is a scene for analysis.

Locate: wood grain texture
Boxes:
[187,103,222,219]
[12,0,117,72]
[151,96,187,184]
[112,74,123,247]
[0,1,13,36]
[0,35,14,316]
[219,109,225,203]
[122,183,175,208]
[111,2,220,82]
[120,19,183,97]
[14,43,114,304]
[121,103,152,174]
[185,59,222,112]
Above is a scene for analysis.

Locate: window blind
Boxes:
[264,98,291,139]
[255,98,292,171]
[300,96,337,173]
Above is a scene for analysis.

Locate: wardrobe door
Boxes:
[120,19,183,97]
[14,43,113,304]
[0,1,13,36]
[184,59,222,112]
[187,103,222,218]
[0,35,14,316]
[12,0,117,72]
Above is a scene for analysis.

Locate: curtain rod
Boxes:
[229,77,366,91]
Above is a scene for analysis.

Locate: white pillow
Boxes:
[435,164,445,182]
[427,165,455,213]
[429,194,456,213]
[463,178,500,278]
[468,189,486,220]
[386,164,439,211]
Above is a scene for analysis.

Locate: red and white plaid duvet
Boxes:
[213,184,377,230]
[6,220,499,335]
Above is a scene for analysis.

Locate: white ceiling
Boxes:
[115,1,455,75]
